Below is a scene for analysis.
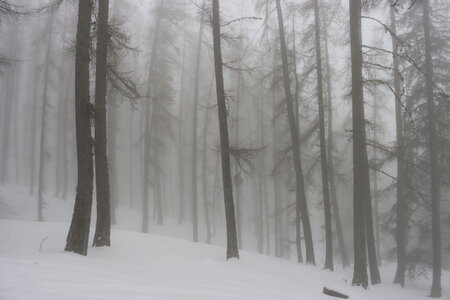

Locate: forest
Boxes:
[0,0,449,299]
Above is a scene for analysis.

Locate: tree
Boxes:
[313,0,333,270]
[349,0,368,287]
[390,2,407,287]
[65,0,94,256]
[275,0,315,264]
[37,11,55,222]
[92,0,111,247]
[422,0,441,296]
[191,2,205,243]
[212,0,239,260]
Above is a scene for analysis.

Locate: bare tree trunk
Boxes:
[272,88,281,258]
[93,0,111,247]
[390,2,407,286]
[142,2,162,233]
[202,74,215,244]
[349,0,368,287]
[191,5,205,242]
[61,66,74,200]
[313,0,333,271]
[422,0,441,297]
[324,27,349,268]
[275,0,315,264]
[177,15,187,224]
[290,10,304,264]
[37,11,55,222]
[371,100,381,266]
[212,0,239,260]
[65,0,94,256]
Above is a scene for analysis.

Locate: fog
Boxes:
[0,0,449,298]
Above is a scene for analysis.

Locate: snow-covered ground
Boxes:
[0,184,448,300]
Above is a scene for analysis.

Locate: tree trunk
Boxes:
[324,27,349,268]
[201,74,215,244]
[37,11,55,222]
[212,0,239,260]
[349,0,368,287]
[93,0,111,247]
[142,2,162,233]
[371,102,381,266]
[275,0,315,264]
[65,0,94,256]
[422,0,441,297]
[191,5,205,242]
[313,0,333,271]
[177,16,187,225]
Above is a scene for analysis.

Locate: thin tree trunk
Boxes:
[65,0,94,256]
[212,0,239,260]
[422,0,441,297]
[177,15,187,224]
[391,2,407,286]
[202,74,215,244]
[324,27,349,268]
[313,0,333,271]
[275,0,315,264]
[37,12,55,222]
[61,65,74,200]
[191,5,205,242]
[372,101,381,266]
[142,2,162,233]
[93,0,111,247]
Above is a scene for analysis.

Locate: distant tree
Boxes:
[37,11,56,222]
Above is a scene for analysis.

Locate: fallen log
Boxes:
[323,287,349,299]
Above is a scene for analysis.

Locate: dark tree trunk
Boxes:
[324,27,349,268]
[65,0,94,256]
[212,0,239,260]
[422,0,441,297]
[37,11,55,222]
[313,0,333,271]
[275,0,315,264]
[191,6,204,242]
[349,0,368,287]
[93,0,111,247]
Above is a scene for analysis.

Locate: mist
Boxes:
[0,0,449,299]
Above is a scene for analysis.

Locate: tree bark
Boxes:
[65,0,94,256]
[212,0,239,260]
[275,0,315,264]
[93,0,111,247]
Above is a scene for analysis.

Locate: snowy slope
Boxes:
[0,219,448,300]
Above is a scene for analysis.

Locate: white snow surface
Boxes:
[0,185,449,300]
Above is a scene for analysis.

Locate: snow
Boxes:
[0,185,449,300]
